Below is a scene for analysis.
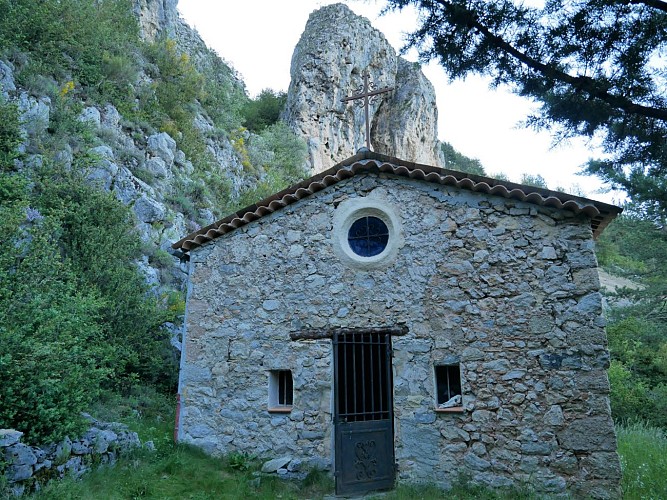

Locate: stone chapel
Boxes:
[172,149,622,497]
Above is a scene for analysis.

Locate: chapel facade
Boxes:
[173,150,622,498]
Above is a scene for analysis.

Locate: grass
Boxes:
[32,388,334,500]
[617,422,667,499]
[35,444,332,500]
[28,391,667,499]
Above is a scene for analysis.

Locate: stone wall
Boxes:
[178,174,621,498]
[1,416,143,496]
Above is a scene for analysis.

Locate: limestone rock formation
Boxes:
[283,3,444,172]
[133,0,180,41]
[1,0,249,296]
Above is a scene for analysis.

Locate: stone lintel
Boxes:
[290,325,409,341]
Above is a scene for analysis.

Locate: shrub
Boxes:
[143,38,204,133]
[0,175,105,443]
[617,422,667,498]
[237,122,308,207]
[0,0,140,107]
[0,96,22,169]
[32,163,176,391]
[241,89,286,133]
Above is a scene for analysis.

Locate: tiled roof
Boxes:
[172,149,622,252]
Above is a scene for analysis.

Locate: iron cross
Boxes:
[341,71,394,150]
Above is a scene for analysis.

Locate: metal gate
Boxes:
[333,330,395,495]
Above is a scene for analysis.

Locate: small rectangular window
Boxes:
[268,370,293,412]
[435,365,462,411]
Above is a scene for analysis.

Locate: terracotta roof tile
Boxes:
[173,149,622,252]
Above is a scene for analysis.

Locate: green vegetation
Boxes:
[0,0,308,446]
[33,391,334,500]
[242,89,287,133]
[0,0,140,107]
[0,96,22,166]
[617,422,667,499]
[3,0,665,496]
[596,215,667,428]
[441,141,485,175]
[0,161,176,444]
[27,390,667,499]
[238,122,309,205]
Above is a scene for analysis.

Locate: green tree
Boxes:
[242,89,287,133]
[596,214,667,427]
[441,141,486,175]
[384,0,667,217]
[519,173,549,189]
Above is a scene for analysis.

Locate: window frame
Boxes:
[434,364,464,413]
[331,197,403,270]
[268,369,293,413]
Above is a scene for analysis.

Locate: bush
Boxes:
[143,38,204,133]
[617,422,667,498]
[0,96,22,169]
[241,89,286,133]
[1,159,178,444]
[236,122,308,207]
[0,175,105,443]
[598,215,667,428]
[32,163,176,391]
[0,0,140,107]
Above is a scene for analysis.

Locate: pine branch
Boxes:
[433,0,667,122]
[629,0,667,14]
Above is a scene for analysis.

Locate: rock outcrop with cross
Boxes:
[283,3,445,173]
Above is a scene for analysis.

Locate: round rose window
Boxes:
[347,216,389,257]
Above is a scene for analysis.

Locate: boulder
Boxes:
[0,59,16,96]
[147,132,176,166]
[134,194,166,223]
[261,456,292,473]
[113,167,154,205]
[0,429,23,447]
[79,106,101,127]
[102,104,121,129]
[4,443,37,466]
[18,93,50,138]
[144,156,171,180]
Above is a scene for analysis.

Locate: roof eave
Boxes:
[172,151,622,252]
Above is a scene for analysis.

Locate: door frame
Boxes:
[332,329,396,496]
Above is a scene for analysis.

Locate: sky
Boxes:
[177,0,619,204]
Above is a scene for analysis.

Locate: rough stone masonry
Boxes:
[176,168,621,498]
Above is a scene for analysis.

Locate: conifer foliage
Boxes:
[384,0,667,217]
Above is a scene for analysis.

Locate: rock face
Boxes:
[1,1,249,299]
[283,3,444,172]
[133,0,180,41]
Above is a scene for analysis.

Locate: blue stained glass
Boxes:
[348,216,389,257]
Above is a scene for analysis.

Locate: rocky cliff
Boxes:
[134,0,180,41]
[283,3,444,172]
[0,0,252,299]
[0,0,445,297]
